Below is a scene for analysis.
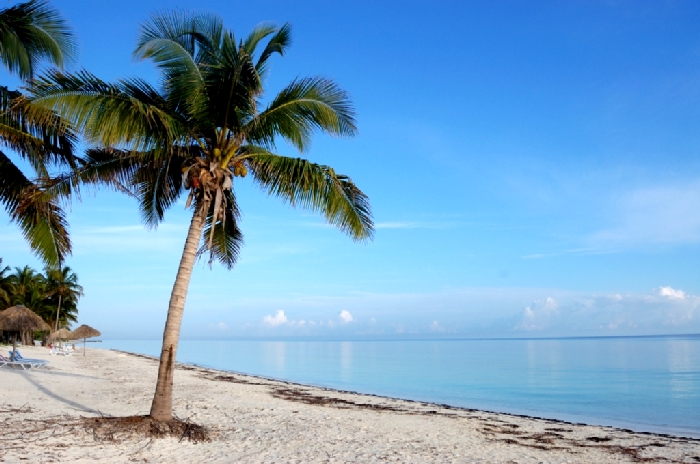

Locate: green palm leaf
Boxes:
[198,190,243,269]
[0,0,76,80]
[133,152,188,227]
[254,23,291,79]
[247,151,373,241]
[247,77,357,151]
[0,150,70,265]
[0,2,77,267]
[30,69,186,153]
[0,87,77,173]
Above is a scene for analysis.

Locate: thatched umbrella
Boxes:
[49,328,73,347]
[0,305,51,360]
[70,324,100,356]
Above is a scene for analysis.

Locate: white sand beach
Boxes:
[1,345,698,463]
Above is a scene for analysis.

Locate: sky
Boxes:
[2,0,700,339]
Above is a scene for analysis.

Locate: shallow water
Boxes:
[100,335,700,438]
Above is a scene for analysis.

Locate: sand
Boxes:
[0,345,698,463]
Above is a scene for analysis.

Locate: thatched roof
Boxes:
[50,328,73,340]
[0,305,51,332]
[71,324,100,339]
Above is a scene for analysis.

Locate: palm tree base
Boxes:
[82,415,210,442]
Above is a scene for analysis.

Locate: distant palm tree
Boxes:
[7,264,48,343]
[8,264,44,305]
[31,11,373,421]
[44,265,82,331]
[0,0,78,266]
[0,258,12,308]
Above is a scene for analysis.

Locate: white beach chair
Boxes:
[0,354,44,370]
[12,351,49,367]
[49,347,72,356]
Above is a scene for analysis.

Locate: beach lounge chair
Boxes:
[12,350,49,367]
[49,347,72,356]
[0,354,44,370]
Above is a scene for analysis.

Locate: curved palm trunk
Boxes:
[54,295,62,332]
[149,205,207,421]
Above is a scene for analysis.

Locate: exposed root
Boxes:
[81,416,210,443]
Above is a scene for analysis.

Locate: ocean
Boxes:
[100,335,700,438]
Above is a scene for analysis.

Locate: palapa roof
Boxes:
[71,324,100,339]
[0,305,51,332]
[50,328,73,340]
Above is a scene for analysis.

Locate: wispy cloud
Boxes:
[512,288,700,334]
[522,248,621,259]
[69,223,186,254]
[590,181,700,247]
[0,233,24,243]
[208,322,228,330]
[90,284,700,338]
[375,221,457,230]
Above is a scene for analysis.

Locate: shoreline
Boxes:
[1,345,699,463]
[117,348,700,442]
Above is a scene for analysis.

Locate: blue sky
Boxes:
[2,0,700,339]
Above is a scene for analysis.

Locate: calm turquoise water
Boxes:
[100,335,700,438]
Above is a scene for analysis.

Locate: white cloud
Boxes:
[339,310,354,323]
[516,297,559,331]
[513,290,700,333]
[185,286,700,338]
[429,320,446,333]
[659,286,686,299]
[262,310,288,327]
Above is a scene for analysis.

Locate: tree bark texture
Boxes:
[54,295,62,332]
[149,206,207,421]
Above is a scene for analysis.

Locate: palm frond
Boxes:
[0,147,31,212]
[0,87,78,172]
[133,153,187,228]
[242,23,277,55]
[247,151,373,241]
[0,149,70,265]
[39,148,143,202]
[134,12,211,119]
[197,190,243,269]
[137,10,198,58]
[255,23,291,78]
[0,0,76,80]
[28,69,185,153]
[246,77,357,151]
[198,30,260,132]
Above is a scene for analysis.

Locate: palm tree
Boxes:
[8,264,44,305]
[44,264,82,331]
[7,264,49,343]
[0,0,78,266]
[29,11,373,422]
[0,258,12,308]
